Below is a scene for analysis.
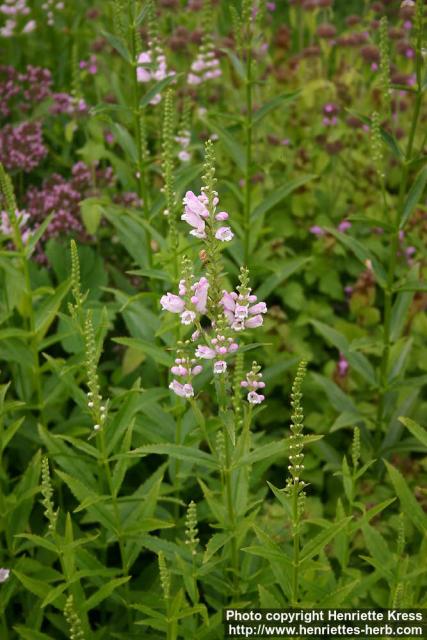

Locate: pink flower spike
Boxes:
[160,293,185,314]
[229,342,239,352]
[215,211,229,221]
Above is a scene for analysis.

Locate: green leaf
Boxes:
[207,121,245,171]
[203,533,232,564]
[101,31,131,62]
[232,435,322,469]
[112,337,172,367]
[14,533,57,554]
[251,175,316,222]
[34,279,71,341]
[127,443,218,470]
[221,48,245,80]
[15,628,55,640]
[326,228,387,287]
[400,165,427,229]
[311,372,360,415]
[140,74,178,109]
[109,123,137,163]
[299,518,352,564]
[80,197,104,234]
[41,582,68,608]
[361,522,393,580]
[311,320,377,386]
[255,257,311,300]
[82,576,131,612]
[24,214,53,258]
[399,416,427,448]
[252,91,300,126]
[384,460,427,533]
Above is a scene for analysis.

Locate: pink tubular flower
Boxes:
[310,225,326,236]
[191,277,209,313]
[337,353,349,377]
[160,292,185,314]
[181,190,209,238]
[338,219,352,233]
[169,380,194,398]
[215,226,234,242]
[247,390,264,404]
[180,309,196,325]
[195,345,216,359]
[213,360,227,374]
[0,568,10,583]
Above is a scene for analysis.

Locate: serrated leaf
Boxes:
[203,532,232,564]
[206,121,245,171]
[34,279,71,340]
[82,576,131,612]
[112,337,172,367]
[252,90,300,125]
[101,31,131,62]
[251,175,316,222]
[255,257,311,300]
[140,74,177,109]
[399,416,427,448]
[127,443,218,470]
[232,435,322,469]
[326,228,387,287]
[299,518,352,564]
[400,165,427,229]
[384,460,427,533]
[311,320,377,386]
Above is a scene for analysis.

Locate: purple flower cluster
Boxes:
[310,219,352,237]
[0,65,52,118]
[50,92,88,116]
[0,121,47,172]
[25,161,114,241]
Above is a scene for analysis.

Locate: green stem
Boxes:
[375,76,423,450]
[97,428,132,627]
[224,430,239,595]
[291,484,300,607]
[129,9,152,267]
[243,43,253,266]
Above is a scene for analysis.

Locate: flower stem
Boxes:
[243,44,253,266]
[291,484,300,607]
[375,59,423,450]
